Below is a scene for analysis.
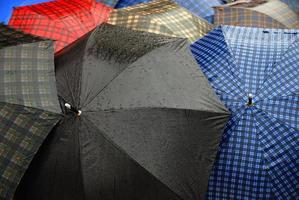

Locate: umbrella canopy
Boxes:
[0,0,48,24]
[173,0,224,23]
[214,0,299,28]
[191,25,299,199]
[281,0,299,12]
[15,24,230,200]
[0,24,61,200]
[108,0,212,43]
[8,0,112,53]
[115,0,152,8]
[96,0,151,8]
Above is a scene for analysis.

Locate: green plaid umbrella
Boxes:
[214,0,299,28]
[0,24,61,200]
[108,0,212,42]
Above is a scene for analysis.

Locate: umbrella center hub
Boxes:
[65,103,82,117]
[246,93,254,107]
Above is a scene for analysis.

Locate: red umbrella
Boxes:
[8,0,112,52]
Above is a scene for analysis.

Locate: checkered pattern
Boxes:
[214,0,299,28]
[191,26,299,199]
[173,0,223,23]
[0,24,60,114]
[0,23,44,48]
[108,0,212,42]
[0,24,61,199]
[8,0,112,53]
[0,102,60,200]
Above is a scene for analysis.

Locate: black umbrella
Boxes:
[15,24,230,200]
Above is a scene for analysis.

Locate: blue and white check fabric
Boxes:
[191,26,299,199]
[115,0,152,8]
[173,0,223,23]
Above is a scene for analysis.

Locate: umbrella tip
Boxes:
[65,103,71,109]
[247,93,254,106]
[64,103,82,116]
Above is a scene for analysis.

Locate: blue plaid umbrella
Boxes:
[191,26,299,199]
[173,0,224,23]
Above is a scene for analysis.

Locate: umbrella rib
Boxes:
[81,66,128,108]
[62,68,78,107]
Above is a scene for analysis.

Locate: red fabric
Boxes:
[9,0,112,52]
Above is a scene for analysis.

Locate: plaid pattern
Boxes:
[108,0,212,42]
[9,0,112,52]
[214,0,299,28]
[191,26,299,199]
[0,24,60,114]
[0,23,44,48]
[173,0,223,23]
[0,102,60,200]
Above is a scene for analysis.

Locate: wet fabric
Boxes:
[108,0,212,43]
[191,25,299,200]
[8,0,112,52]
[15,24,230,200]
[214,0,299,28]
[0,24,61,200]
[173,0,223,23]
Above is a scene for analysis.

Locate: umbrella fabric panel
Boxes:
[191,26,299,199]
[96,0,119,7]
[214,0,299,28]
[0,102,60,200]
[108,0,212,42]
[173,0,223,23]
[214,6,285,28]
[115,0,152,8]
[14,114,182,200]
[55,24,179,109]
[253,0,299,28]
[0,23,44,48]
[8,0,112,52]
[281,0,299,12]
[0,25,60,114]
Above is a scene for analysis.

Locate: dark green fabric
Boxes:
[0,24,60,114]
[0,23,44,49]
[0,102,60,200]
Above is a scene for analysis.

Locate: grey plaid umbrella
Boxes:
[15,24,230,200]
[0,24,61,200]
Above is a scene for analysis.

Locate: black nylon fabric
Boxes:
[15,114,181,200]
[15,24,230,200]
